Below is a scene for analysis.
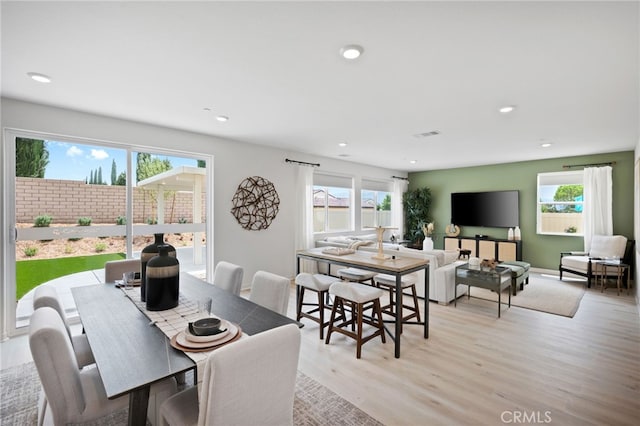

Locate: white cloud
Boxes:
[66,146,83,157]
[90,149,109,160]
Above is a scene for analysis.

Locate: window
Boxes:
[313,174,353,233]
[361,179,392,228]
[7,132,213,333]
[537,171,584,235]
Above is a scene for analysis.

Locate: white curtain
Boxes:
[294,165,316,272]
[583,166,613,251]
[392,178,408,240]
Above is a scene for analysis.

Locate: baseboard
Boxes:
[530,267,563,276]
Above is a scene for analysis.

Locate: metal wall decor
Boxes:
[231,176,280,230]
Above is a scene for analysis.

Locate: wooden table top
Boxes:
[297,247,429,274]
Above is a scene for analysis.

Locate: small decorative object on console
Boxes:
[445,223,460,237]
[514,226,521,241]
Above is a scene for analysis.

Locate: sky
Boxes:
[41,139,560,200]
[44,140,199,183]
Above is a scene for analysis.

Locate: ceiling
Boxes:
[2,1,638,172]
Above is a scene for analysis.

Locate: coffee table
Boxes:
[455,263,512,317]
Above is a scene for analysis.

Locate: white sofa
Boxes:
[315,236,467,304]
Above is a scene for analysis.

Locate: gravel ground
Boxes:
[15,224,201,261]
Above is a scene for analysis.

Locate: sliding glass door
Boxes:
[4,131,213,336]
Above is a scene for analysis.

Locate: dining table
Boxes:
[72,271,301,426]
[296,247,429,359]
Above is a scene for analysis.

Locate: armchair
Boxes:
[559,235,633,288]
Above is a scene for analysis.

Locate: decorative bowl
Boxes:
[189,318,223,336]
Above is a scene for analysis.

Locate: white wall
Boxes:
[0,97,405,285]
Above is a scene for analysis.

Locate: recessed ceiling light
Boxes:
[409,160,417,164]
[338,142,348,147]
[27,72,51,83]
[340,44,364,60]
[203,107,212,111]
[541,142,552,148]
[216,115,229,122]
[499,105,516,114]
[413,131,441,138]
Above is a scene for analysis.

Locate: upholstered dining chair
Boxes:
[30,306,178,426]
[248,270,291,316]
[160,324,301,426]
[212,261,244,295]
[32,285,95,369]
[104,258,141,283]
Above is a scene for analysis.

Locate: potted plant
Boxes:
[403,187,433,247]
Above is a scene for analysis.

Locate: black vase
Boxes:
[140,233,176,302]
[146,245,180,311]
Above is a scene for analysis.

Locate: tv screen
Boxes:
[451,190,519,228]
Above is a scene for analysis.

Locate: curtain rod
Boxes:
[392,175,409,181]
[562,161,616,169]
[285,158,320,167]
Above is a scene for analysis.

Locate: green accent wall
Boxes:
[408,151,635,270]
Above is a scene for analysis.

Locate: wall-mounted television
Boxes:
[451,190,519,228]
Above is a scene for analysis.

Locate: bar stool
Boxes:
[373,273,421,333]
[325,281,386,359]
[295,273,336,339]
[337,267,376,285]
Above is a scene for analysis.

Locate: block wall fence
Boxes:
[16,177,205,224]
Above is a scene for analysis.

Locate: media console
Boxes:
[444,236,522,261]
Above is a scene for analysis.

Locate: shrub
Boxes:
[147,217,158,225]
[178,217,188,224]
[565,226,578,233]
[64,244,74,254]
[23,246,38,257]
[34,215,52,227]
[116,216,126,225]
[95,242,107,252]
[78,217,92,226]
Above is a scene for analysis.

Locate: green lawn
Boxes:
[16,253,125,299]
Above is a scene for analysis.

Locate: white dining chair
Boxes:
[104,258,141,283]
[30,306,178,426]
[212,261,244,295]
[248,270,291,316]
[160,323,301,426]
[32,284,95,369]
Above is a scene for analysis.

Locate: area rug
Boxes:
[0,362,383,426]
[467,274,585,318]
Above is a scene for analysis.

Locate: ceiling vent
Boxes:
[413,131,441,138]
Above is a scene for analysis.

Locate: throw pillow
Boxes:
[349,240,373,250]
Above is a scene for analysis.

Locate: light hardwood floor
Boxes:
[3,274,639,425]
[295,274,640,426]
